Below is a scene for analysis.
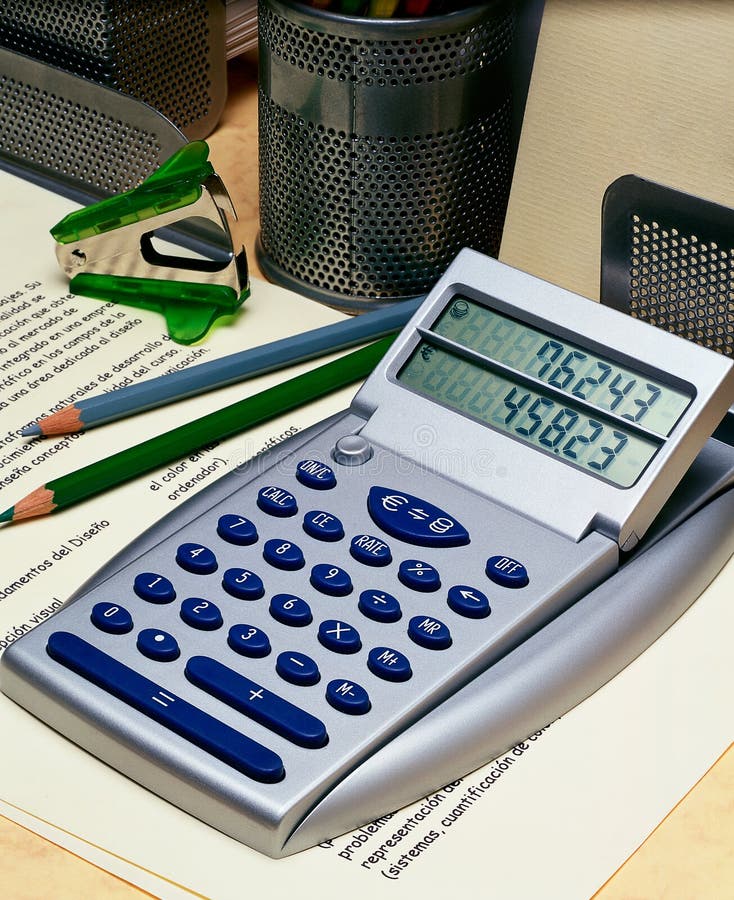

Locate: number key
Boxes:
[134,572,176,604]
[228,624,271,658]
[270,594,313,627]
[310,564,353,596]
[180,597,223,631]
[222,568,265,601]
[263,539,305,571]
[217,514,258,546]
[91,602,133,634]
[176,542,217,575]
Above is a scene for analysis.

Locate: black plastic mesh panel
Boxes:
[629,215,734,355]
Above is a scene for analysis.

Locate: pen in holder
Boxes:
[256,0,516,312]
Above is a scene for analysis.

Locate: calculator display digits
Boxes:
[398,297,693,488]
[433,298,689,435]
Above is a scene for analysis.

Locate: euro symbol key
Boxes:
[381,494,409,513]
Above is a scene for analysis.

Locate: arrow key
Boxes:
[447,584,491,619]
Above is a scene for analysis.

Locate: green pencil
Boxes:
[0,338,393,524]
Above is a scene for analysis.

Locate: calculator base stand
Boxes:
[286,484,734,855]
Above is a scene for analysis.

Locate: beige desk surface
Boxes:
[2,54,732,899]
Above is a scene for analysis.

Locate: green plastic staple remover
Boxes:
[51,141,249,344]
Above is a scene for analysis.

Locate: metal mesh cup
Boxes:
[257,0,516,312]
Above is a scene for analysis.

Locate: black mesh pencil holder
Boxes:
[257,0,516,312]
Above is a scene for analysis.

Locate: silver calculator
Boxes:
[3,250,734,858]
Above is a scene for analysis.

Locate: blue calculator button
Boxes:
[326,679,371,715]
[176,542,217,575]
[447,585,491,619]
[217,514,258,546]
[270,593,313,627]
[310,563,353,596]
[350,534,392,567]
[486,555,529,588]
[257,486,298,517]
[398,559,441,592]
[228,624,271,658]
[358,589,402,623]
[133,572,176,604]
[276,651,321,686]
[263,539,305,571]
[367,647,412,682]
[185,655,328,749]
[303,510,344,542]
[367,486,470,548]
[46,632,284,783]
[91,602,133,634]
[296,459,337,490]
[318,619,362,654]
[180,597,223,631]
[137,628,180,662]
[408,615,452,650]
[222,568,265,601]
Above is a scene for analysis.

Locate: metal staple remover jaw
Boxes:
[50,140,250,345]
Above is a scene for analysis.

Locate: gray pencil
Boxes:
[22,299,422,436]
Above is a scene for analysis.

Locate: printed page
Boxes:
[0,168,732,899]
[0,169,353,653]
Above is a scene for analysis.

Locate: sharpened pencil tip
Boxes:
[0,507,14,523]
[20,423,42,437]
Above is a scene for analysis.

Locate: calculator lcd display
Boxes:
[432,297,691,437]
[398,342,662,488]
